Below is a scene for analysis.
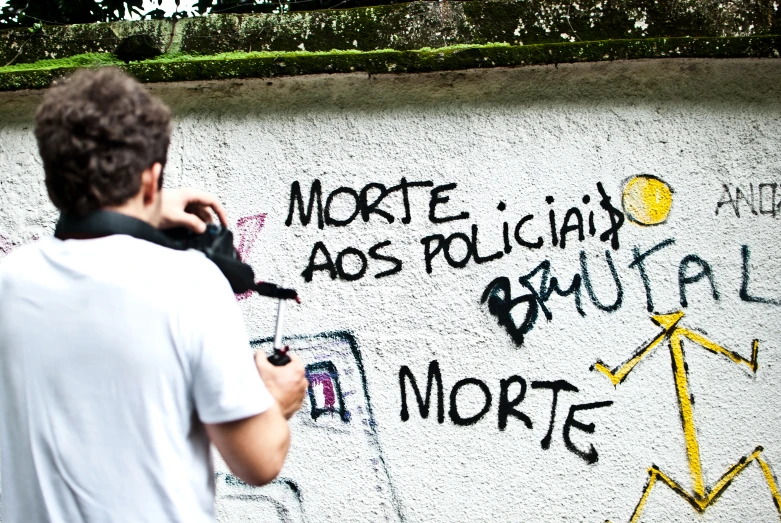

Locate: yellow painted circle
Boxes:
[622,175,673,226]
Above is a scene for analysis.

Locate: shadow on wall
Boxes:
[3,59,780,125]
[214,331,403,523]
[144,59,781,118]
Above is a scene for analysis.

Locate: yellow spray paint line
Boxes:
[682,329,759,372]
[595,311,781,522]
[622,452,781,522]
[703,447,761,506]
[669,334,705,498]
[653,468,701,510]
[626,468,698,522]
[594,329,668,385]
[758,456,781,516]
[627,471,657,523]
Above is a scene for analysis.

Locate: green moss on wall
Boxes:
[0,53,122,72]
[1,35,778,92]
[1,1,779,69]
[0,21,173,68]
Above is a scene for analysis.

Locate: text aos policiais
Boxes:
[285,179,625,282]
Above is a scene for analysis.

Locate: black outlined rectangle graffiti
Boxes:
[214,331,403,523]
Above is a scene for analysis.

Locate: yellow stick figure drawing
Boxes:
[593,311,781,522]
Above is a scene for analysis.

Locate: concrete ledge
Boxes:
[1,35,779,91]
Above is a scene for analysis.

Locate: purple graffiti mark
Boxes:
[314,353,335,363]
[236,214,267,260]
[0,234,12,257]
[305,360,350,422]
[234,213,267,301]
[309,371,338,409]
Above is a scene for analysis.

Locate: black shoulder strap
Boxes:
[54,210,175,249]
[54,210,257,294]
[53,210,297,301]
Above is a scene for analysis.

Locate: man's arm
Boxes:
[205,352,308,486]
[205,403,290,486]
[166,187,308,485]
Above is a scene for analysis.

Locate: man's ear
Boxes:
[141,163,163,206]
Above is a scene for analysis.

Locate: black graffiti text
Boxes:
[301,240,403,282]
[483,241,776,348]
[716,182,781,218]
[421,183,625,275]
[286,178,470,229]
[399,360,613,464]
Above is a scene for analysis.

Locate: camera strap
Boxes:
[54,211,297,301]
[55,210,175,248]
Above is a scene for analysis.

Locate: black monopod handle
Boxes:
[268,347,291,366]
[267,292,297,366]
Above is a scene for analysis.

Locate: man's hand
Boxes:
[159,188,229,233]
[255,352,308,419]
[204,349,305,487]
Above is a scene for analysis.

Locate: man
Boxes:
[0,68,308,522]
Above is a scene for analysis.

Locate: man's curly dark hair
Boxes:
[34,68,172,216]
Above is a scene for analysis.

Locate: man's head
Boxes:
[35,68,171,223]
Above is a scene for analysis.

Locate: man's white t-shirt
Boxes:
[0,235,274,522]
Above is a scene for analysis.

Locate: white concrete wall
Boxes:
[2,58,781,522]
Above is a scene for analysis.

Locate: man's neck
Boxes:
[103,197,158,228]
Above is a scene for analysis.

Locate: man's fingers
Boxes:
[172,211,207,234]
[185,203,214,225]
[252,349,308,419]
[196,207,213,224]
[183,189,229,226]
[159,188,229,232]
[255,349,271,370]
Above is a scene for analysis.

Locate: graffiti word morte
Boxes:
[287,179,626,283]
[399,360,613,465]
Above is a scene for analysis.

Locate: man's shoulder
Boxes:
[114,236,233,293]
[1,236,232,297]
[130,236,219,274]
[0,240,48,277]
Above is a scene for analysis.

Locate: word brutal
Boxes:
[482,241,779,347]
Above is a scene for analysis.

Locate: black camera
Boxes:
[164,224,239,261]
[55,211,298,367]
[55,212,297,301]
[164,224,298,302]
[162,224,255,294]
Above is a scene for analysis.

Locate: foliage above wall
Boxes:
[0,0,409,28]
[2,35,779,92]
[0,0,147,27]
[0,0,779,90]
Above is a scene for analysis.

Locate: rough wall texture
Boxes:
[1,59,781,522]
